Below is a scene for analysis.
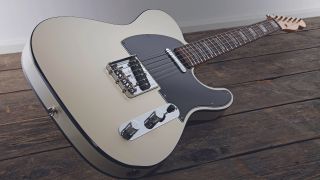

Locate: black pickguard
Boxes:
[122,34,232,120]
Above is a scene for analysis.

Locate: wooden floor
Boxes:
[1,17,320,180]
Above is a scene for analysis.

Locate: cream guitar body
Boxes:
[22,9,305,178]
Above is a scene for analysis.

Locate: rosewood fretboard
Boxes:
[174,19,281,68]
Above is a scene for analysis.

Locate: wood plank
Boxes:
[0,69,30,94]
[0,147,113,180]
[0,99,319,179]
[149,139,320,179]
[225,70,320,116]
[0,90,47,125]
[194,47,320,86]
[0,53,21,71]
[0,117,69,161]
[156,99,320,173]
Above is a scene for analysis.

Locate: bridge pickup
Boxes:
[106,55,158,98]
[128,58,151,91]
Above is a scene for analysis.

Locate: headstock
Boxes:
[267,15,306,32]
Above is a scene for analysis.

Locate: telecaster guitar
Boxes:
[22,10,306,178]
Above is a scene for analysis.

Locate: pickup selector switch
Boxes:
[118,103,180,140]
[144,105,176,129]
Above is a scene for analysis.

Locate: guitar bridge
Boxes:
[106,55,158,98]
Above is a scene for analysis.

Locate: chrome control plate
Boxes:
[106,55,158,98]
[119,103,180,141]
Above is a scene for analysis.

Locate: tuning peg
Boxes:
[266,14,272,19]
[288,17,293,22]
[292,18,298,22]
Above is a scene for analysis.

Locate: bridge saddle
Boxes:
[106,55,158,98]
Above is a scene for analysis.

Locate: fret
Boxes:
[230,31,242,46]
[199,41,214,58]
[241,28,254,41]
[270,20,279,29]
[234,30,246,44]
[258,23,268,33]
[213,37,226,53]
[238,29,249,43]
[222,33,236,49]
[270,20,281,31]
[248,26,258,38]
[207,38,222,55]
[194,42,209,59]
[178,46,194,66]
[188,44,203,63]
[192,43,204,59]
[236,29,249,44]
[252,24,264,37]
[196,43,209,61]
[200,41,215,58]
[217,35,230,51]
[202,41,216,57]
[175,18,282,68]
[185,45,199,66]
[262,21,273,32]
[180,46,195,66]
[227,33,240,47]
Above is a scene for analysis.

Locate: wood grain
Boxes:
[224,70,320,116]
[149,139,320,180]
[0,99,319,179]
[0,53,21,71]
[0,90,47,125]
[0,147,113,180]
[194,47,320,86]
[0,117,69,161]
[0,69,30,94]
[156,99,320,173]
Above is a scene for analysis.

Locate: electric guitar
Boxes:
[22,10,306,178]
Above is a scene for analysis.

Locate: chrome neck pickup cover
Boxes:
[106,55,158,98]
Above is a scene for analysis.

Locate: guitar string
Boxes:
[112,20,279,84]
[142,20,273,61]
[113,28,262,84]
[134,20,277,70]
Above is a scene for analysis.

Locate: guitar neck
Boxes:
[174,19,281,68]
